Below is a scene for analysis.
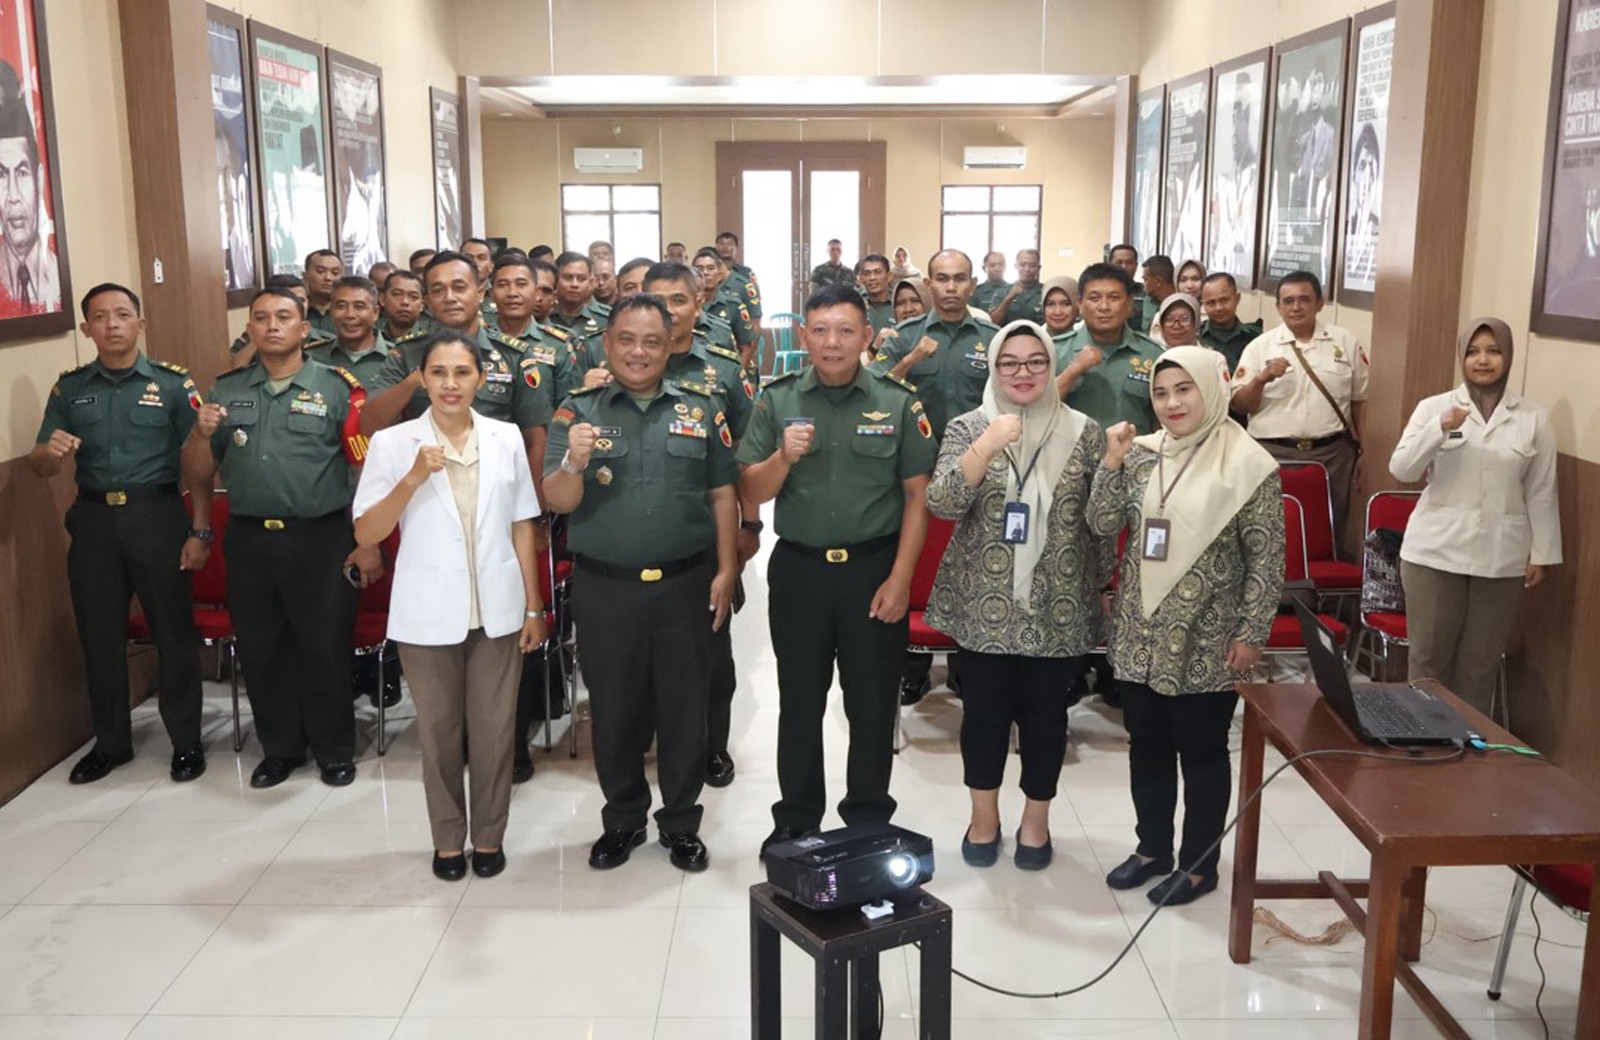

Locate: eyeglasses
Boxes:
[995,356,1051,375]
[1161,312,1197,328]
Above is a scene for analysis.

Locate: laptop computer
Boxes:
[1293,601,1474,746]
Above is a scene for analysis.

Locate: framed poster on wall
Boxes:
[1205,48,1270,289]
[430,87,462,251]
[1261,20,1349,294]
[0,0,71,341]
[1130,86,1166,260]
[1161,69,1211,268]
[326,49,387,277]
[206,5,259,307]
[1531,0,1600,340]
[249,21,331,277]
[1337,4,1396,307]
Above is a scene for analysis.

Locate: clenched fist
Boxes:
[1068,343,1104,374]
[193,403,228,438]
[566,422,598,469]
[1102,421,1137,469]
[1255,357,1291,385]
[1440,405,1471,433]
[912,335,940,361]
[44,429,80,459]
[406,444,446,486]
[780,422,814,465]
[582,367,613,388]
[974,414,1023,459]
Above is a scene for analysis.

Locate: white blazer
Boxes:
[353,412,541,645]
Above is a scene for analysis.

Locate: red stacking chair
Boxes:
[1350,491,1420,683]
[354,529,400,755]
[1279,462,1361,606]
[127,491,244,751]
[1487,863,1593,1001]
[1265,495,1349,669]
[900,515,958,751]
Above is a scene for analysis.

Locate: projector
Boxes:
[761,823,935,910]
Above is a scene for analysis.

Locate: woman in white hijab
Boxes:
[1088,346,1284,905]
[926,320,1111,871]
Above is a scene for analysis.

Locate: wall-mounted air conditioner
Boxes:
[573,147,645,173]
[962,146,1027,170]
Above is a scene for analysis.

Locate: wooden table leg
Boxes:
[1576,866,1600,1039]
[1400,867,1428,963]
[817,952,850,1039]
[1358,851,1406,1040]
[919,915,953,1040]
[851,953,880,1040]
[751,906,781,1039]
[1229,700,1265,964]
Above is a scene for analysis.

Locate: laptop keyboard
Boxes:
[1352,688,1433,738]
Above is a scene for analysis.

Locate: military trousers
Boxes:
[572,554,714,835]
[226,513,358,764]
[706,575,743,755]
[64,492,203,757]
[768,537,905,831]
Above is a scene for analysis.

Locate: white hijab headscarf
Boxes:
[981,320,1090,610]
[1133,345,1278,618]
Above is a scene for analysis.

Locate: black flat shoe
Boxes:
[249,756,306,789]
[432,852,467,881]
[169,745,206,783]
[471,848,506,878]
[960,827,1002,867]
[900,676,931,706]
[705,751,735,788]
[1013,830,1053,871]
[319,761,357,787]
[588,828,648,870]
[511,748,534,785]
[659,831,709,872]
[1148,870,1219,906]
[1105,852,1174,890]
[760,826,818,858]
[68,747,134,785]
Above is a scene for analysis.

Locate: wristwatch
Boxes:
[187,528,215,545]
[739,519,765,534]
[559,450,586,475]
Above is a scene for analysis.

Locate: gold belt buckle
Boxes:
[105,491,128,506]
[1295,438,1313,451]
[263,518,286,530]
[825,548,849,564]
[639,568,663,582]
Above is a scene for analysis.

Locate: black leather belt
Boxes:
[231,510,346,531]
[1262,433,1344,451]
[77,483,178,506]
[575,549,711,582]
[779,533,899,564]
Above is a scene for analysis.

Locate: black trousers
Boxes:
[226,514,358,764]
[64,494,203,756]
[1121,681,1239,877]
[707,579,739,755]
[899,648,960,689]
[768,540,904,831]
[572,558,713,834]
[957,650,1080,800]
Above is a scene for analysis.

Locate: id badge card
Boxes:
[1002,502,1030,544]
[1141,518,1171,561]
[784,416,814,428]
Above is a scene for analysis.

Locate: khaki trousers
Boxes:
[1261,437,1358,558]
[1400,561,1523,716]
[397,629,522,851]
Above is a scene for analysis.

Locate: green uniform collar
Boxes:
[86,352,156,384]
[325,334,389,364]
[1201,318,1256,343]
[594,377,690,408]
[242,356,318,393]
[796,362,872,396]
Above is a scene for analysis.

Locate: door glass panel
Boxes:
[941,213,989,269]
[808,170,860,276]
[742,169,793,315]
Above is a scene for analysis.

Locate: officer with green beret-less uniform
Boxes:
[308,332,390,386]
[809,239,855,292]
[308,276,394,388]
[487,252,583,418]
[29,282,210,786]
[738,284,935,853]
[855,253,896,335]
[971,251,1012,315]
[696,312,738,353]
[302,249,344,339]
[543,295,740,875]
[1053,269,1164,436]
[715,231,765,321]
[986,250,1045,325]
[182,287,382,792]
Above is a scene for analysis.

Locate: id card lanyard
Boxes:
[1142,431,1208,561]
[1001,435,1046,545]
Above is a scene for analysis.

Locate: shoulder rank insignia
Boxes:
[152,359,190,376]
[59,361,91,378]
[674,380,713,396]
[492,329,525,349]
[569,383,605,397]
[395,329,427,344]
[705,344,742,364]
[878,370,917,393]
[541,324,569,341]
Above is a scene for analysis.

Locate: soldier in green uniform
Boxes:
[809,239,855,291]
[875,249,998,441]
[1198,272,1263,372]
[592,258,617,307]
[308,276,391,386]
[182,287,383,790]
[544,295,739,873]
[693,250,759,359]
[1054,262,1164,435]
[30,283,210,785]
[377,269,432,341]
[303,249,343,338]
[228,274,333,369]
[1109,243,1146,333]
[856,253,896,334]
[988,248,1045,325]
[548,251,607,343]
[971,251,1012,315]
[739,284,936,852]
[715,231,763,321]
[408,248,436,276]
[489,252,579,416]
[462,238,498,323]
[1136,255,1176,335]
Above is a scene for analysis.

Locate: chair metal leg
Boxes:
[376,648,388,757]
[228,640,243,753]
[1487,875,1529,1000]
[1495,653,1510,732]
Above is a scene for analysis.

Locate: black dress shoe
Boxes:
[471,848,507,878]
[1105,852,1175,890]
[659,831,709,872]
[1148,869,1218,906]
[511,747,535,785]
[760,826,818,857]
[249,756,306,789]
[899,675,931,706]
[705,751,735,788]
[320,761,357,787]
[169,745,206,783]
[432,852,467,882]
[588,828,648,870]
[68,747,135,785]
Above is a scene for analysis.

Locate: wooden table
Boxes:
[1229,682,1600,1039]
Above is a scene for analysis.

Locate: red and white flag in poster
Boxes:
[0,0,62,319]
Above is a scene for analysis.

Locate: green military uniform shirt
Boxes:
[1054,324,1164,435]
[1199,317,1264,372]
[37,353,199,489]
[209,360,361,517]
[706,289,758,348]
[229,330,332,365]
[861,294,896,335]
[666,339,754,441]
[546,381,737,567]
[306,304,336,339]
[872,311,999,441]
[970,278,1012,315]
[809,262,855,291]
[995,281,1045,324]
[583,299,611,328]
[306,334,392,387]
[367,323,552,429]
[736,364,936,547]
[504,322,580,417]
[724,262,763,320]
[376,312,437,341]
[547,306,605,343]
[1128,288,1158,334]
[696,314,738,352]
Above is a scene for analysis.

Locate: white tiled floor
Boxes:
[0,544,1587,1039]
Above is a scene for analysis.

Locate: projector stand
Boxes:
[749,881,952,1039]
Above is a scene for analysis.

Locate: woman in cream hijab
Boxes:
[1088,346,1284,905]
[926,320,1110,871]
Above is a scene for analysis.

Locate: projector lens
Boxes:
[887,853,915,885]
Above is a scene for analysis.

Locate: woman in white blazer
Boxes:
[353,332,545,881]
[1388,317,1561,715]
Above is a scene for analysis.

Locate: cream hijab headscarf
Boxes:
[981,320,1090,610]
[1133,345,1278,618]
